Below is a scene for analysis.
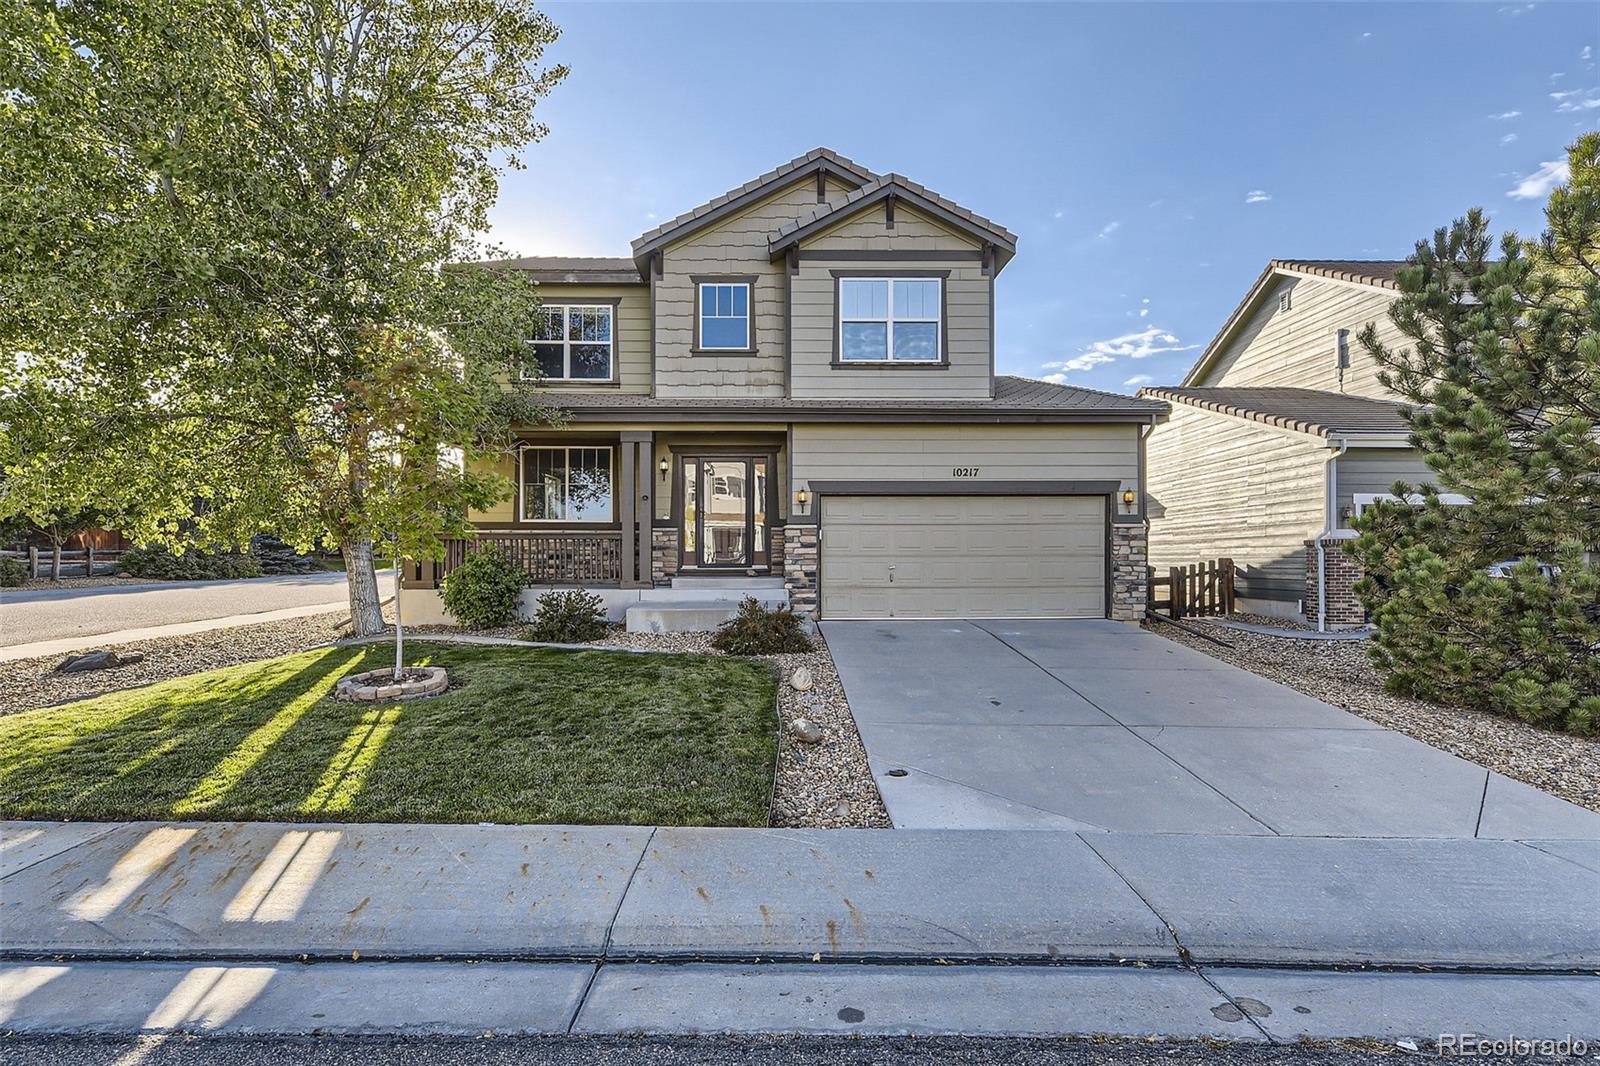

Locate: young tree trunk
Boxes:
[342,538,386,637]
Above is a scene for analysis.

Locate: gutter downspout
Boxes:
[1314,438,1349,633]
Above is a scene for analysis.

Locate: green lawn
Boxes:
[0,642,778,826]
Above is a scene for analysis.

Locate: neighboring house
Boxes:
[402,148,1164,630]
[1141,260,1438,629]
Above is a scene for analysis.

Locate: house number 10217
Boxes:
[952,467,981,478]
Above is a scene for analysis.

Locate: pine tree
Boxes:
[1348,134,1600,733]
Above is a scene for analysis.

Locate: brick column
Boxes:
[650,527,678,587]
[1110,522,1148,623]
[783,524,818,616]
[1304,538,1366,628]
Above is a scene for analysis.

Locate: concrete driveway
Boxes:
[823,619,1600,838]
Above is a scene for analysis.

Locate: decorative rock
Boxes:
[832,799,851,819]
[55,650,142,674]
[789,666,814,692]
[335,666,449,702]
[788,717,824,743]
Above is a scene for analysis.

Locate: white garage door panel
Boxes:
[821,495,1107,618]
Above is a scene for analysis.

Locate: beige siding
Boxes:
[528,284,651,394]
[802,202,981,252]
[790,254,991,400]
[1145,403,1330,603]
[654,176,855,398]
[467,452,517,524]
[1335,447,1437,530]
[1198,275,1404,399]
[792,423,1138,492]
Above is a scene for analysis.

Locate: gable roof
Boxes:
[476,256,643,284]
[767,174,1019,272]
[628,148,877,270]
[534,375,1165,423]
[1142,386,1412,439]
[1179,259,1405,386]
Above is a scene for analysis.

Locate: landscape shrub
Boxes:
[522,589,610,644]
[119,544,263,581]
[440,547,527,629]
[710,597,813,656]
[0,557,26,587]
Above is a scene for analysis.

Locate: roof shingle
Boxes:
[1142,386,1413,438]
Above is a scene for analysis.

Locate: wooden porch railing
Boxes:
[408,532,624,589]
[1148,557,1235,620]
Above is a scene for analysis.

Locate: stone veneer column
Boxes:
[783,524,818,616]
[1304,538,1366,628]
[650,528,678,587]
[1110,522,1149,623]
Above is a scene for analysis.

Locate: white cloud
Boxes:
[1139,308,1149,318]
[1507,159,1572,199]
[1040,373,1069,385]
[1489,110,1522,120]
[1500,132,1520,145]
[1555,92,1600,112]
[1123,374,1154,387]
[1583,46,1594,60]
[1053,209,1064,219]
[1361,31,1372,38]
[1041,352,1115,375]
[1097,220,1121,239]
[1244,190,1271,204]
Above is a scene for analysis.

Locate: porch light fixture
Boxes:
[1121,489,1137,507]
[795,488,810,510]
[658,457,669,481]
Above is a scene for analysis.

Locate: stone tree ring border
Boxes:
[336,666,449,702]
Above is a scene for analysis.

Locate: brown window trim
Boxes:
[690,274,759,356]
[524,297,623,385]
[830,269,950,366]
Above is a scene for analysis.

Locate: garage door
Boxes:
[820,495,1107,619]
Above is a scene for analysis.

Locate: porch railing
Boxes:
[409,531,624,589]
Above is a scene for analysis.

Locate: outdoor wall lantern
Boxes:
[658,457,669,481]
[1121,489,1137,508]
[795,487,810,512]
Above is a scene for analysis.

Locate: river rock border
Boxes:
[336,666,449,702]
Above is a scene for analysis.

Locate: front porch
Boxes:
[401,426,803,623]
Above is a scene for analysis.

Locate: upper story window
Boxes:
[520,445,613,522]
[696,280,753,352]
[530,304,613,381]
[839,277,942,362]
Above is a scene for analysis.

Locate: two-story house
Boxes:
[1141,260,1441,629]
[401,149,1164,630]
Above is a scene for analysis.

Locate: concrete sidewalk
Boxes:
[4,820,1598,971]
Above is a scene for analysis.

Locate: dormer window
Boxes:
[837,276,944,362]
[694,277,756,353]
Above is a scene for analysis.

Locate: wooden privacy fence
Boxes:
[1148,558,1235,620]
[2,547,126,580]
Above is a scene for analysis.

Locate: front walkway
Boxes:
[823,618,1600,837]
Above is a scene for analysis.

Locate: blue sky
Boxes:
[486,1,1598,396]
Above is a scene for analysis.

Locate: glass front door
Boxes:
[681,455,769,570]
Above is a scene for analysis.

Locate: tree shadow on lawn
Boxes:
[0,642,779,827]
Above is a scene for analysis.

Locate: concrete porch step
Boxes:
[625,600,741,634]
[669,574,786,590]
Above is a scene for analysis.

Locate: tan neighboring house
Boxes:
[401,148,1165,630]
[1141,260,1443,629]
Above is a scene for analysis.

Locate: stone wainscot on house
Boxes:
[402,148,1165,632]
[1141,260,1448,630]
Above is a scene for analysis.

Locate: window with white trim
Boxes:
[697,282,751,350]
[838,277,942,362]
[519,446,614,522]
[528,304,613,381]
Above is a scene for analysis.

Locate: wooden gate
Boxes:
[1148,558,1235,620]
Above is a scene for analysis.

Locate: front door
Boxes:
[681,455,770,570]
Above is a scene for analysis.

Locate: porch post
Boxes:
[637,436,654,584]
[620,431,654,588]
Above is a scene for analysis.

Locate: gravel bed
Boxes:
[1149,619,1600,812]
[13,575,134,591]
[3,614,356,717]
